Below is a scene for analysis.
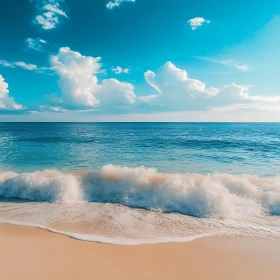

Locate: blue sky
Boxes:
[0,0,280,121]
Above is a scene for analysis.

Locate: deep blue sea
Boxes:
[1,122,280,176]
[1,122,280,243]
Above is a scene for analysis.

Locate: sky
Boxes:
[0,0,280,121]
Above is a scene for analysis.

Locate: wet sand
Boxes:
[0,224,279,280]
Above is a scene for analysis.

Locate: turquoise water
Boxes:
[1,122,280,243]
[1,122,280,176]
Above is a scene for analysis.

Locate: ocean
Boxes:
[0,122,280,244]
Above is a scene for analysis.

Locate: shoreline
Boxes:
[1,224,279,280]
[0,220,215,245]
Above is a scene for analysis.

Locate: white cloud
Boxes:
[99,79,136,103]
[14,62,38,71]
[188,17,210,30]
[0,60,15,68]
[194,56,253,71]
[39,105,68,113]
[41,50,280,114]
[141,61,219,111]
[33,1,68,30]
[236,64,251,71]
[143,61,218,103]
[26,38,47,52]
[50,47,136,110]
[0,75,22,110]
[51,47,101,108]
[0,60,39,71]
[106,0,135,9]
[141,62,280,112]
[112,66,122,74]
[35,12,58,30]
[144,70,161,93]
[212,83,280,111]
[0,75,9,98]
[0,59,52,74]
[137,94,158,104]
[111,66,130,74]
[43,3,67,17]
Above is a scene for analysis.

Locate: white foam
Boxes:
[0,220,214,245]
[0,165,280,218]
[0,170,83,203]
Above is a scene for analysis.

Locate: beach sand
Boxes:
[0,224,279,280]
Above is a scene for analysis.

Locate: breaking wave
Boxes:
[1,164,280,218]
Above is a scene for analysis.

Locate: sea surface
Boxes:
[0,122,280,244]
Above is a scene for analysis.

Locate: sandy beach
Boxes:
[0,224,279,280]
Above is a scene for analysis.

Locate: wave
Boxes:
[1,165,280,218]
[0,220,214,245]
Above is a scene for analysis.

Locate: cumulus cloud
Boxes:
[33,0,68,30]
[34,48,280,114]
[141,62,219,111]
[50,47,101,108]
[106,0,135,9]
[111,66,130,74]
[194,56,252,71]
[0,75,22,110]
[142,61,219,110]
[97,78,136,106]
[26,38,47,52]
[50,47,136,110]
[0,76,9,98]
[211,83,280,111]
[141,62,280,112]
[188,17,210,30]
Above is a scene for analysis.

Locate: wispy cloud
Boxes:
[0,60,37,71]
[43,3,67,17]
[0,60,15,68]
[14,61,38,71]
[26,38,47,52]
[235,64,251,71]
[106,0,135,10]
[0,59,51,73]
[188,17,210,30]
[33,1,68,30]
[111,66,130,74]
[194,56,253,71]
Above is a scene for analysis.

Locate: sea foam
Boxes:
[0,220,214,245]
[1,164,280,218]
